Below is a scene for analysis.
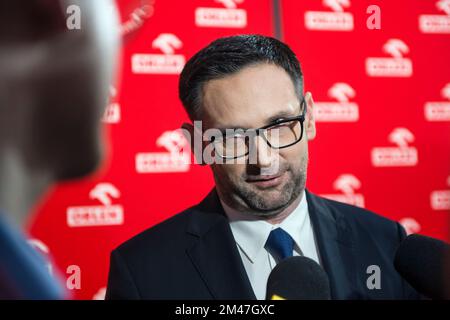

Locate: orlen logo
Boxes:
[430,176,450,211]
[102,86,121,124]
[320,174,365,208]
[304,0,354,31]
[314,83,359,122]
[424,83,450,121]
[371,128,418,167]
[195,0,247,28]
[131,33,185,74]
[136,130,190,173]
[399,218,421,235]
[419,0,450,34]
[121,0,155,37]
[365,39,413,77]
[66,183,124,227]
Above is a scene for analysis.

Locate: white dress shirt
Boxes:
[220,190,321,300]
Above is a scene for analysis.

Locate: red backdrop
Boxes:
[27,0,449,299]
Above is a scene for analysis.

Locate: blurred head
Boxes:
[179,35,316,218]
[0,0,120,181]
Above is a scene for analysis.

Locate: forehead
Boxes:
[201,63,300,129]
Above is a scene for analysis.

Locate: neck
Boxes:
[264,191,303,225]
[0,145,52,228]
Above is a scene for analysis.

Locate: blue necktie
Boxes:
[265,228,294,262]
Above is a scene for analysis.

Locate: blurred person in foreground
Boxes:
[0,0,120,299]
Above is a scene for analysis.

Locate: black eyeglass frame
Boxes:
[212,97,307,160]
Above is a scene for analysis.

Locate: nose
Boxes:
[254,135,274,168]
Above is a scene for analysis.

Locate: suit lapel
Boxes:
[185,189,256,299]
[185,188,357,299]
[306,190,358,299]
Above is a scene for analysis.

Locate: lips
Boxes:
[246,172,286,188]
[246,173,283,182]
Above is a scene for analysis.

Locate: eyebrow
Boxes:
[264,110,299,125]
[214,110,299,133]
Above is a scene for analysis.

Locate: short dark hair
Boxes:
[178,34,304,121]
[0,0,66,43]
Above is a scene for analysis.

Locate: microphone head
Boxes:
[394,234,450,300]
[266,256,331,300]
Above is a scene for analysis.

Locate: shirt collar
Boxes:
[220,190,308,263]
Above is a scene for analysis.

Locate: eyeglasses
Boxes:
[210,98,307,160]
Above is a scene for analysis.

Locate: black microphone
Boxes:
[394,234,450,300]
[266,256,331,300]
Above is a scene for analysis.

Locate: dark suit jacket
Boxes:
[105,189,419,299]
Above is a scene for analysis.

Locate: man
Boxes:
[106,35,418,299]
[0,0,120,299]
